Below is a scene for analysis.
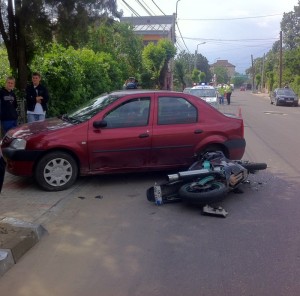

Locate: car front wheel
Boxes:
[34,151,78,191]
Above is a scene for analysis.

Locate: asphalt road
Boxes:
[0,90,300,296]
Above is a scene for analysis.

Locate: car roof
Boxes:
[191,85,215,90]
[109,89,190,96]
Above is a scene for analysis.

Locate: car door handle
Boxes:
[194,129,203,134]
[139,133,150,138]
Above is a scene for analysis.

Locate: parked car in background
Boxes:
[270,88,299,107]
[183,87,192,93]
[189,85,218,106]
[240,86,246,91]
[1,90,246,191]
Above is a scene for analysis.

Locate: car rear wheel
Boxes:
[34,151,78,191]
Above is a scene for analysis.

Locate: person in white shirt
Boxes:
[26,72,49,122]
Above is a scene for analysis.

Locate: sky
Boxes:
[117,0,299,74]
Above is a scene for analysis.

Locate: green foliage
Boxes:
[174,51,211,89]
[266,72,275,91]
[142,42,165,87]
[281,5,300,50]
[142,39,176,89]
[0,47,11,85]
[174,61,186,90]
[214,67,229,84]
[231,75,248,87]
[255,74,262,89]
[47,1,122,48]
[88,21,143,80]
[191,69,200,83]
[30,43,122,117]
[199,72,206,83]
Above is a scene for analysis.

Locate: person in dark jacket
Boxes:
[26,72,49,122]
[0,76,18,135]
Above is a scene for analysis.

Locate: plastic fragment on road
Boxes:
[202,205,228,218]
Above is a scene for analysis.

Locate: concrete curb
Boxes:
[0,217,48,277]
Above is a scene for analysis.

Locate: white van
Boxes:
[189,85,218,106]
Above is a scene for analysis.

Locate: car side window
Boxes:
[158,96,197,125]
[104,97,150,128]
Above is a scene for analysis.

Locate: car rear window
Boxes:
[158,97,197,125]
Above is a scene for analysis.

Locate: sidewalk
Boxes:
[0,172,81,277]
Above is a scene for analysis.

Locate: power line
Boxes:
[178,13,282,21]
[140,0,157,15]
[151,0,166,15]
[134,0,153,16]
[121,0,140,16]
[176,22,190,54]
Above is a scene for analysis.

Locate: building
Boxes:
[120,15,176,89]
[210,60,236,79]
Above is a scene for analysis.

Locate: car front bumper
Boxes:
[2,147,44,176]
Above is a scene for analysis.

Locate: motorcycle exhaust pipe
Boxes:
[167,169,211,182]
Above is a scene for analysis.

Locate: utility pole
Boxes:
[279,31,283,88]
[251,54,255,92]
[261,53,265,93]
[194,42,206,69]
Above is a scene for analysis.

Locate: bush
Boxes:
[30,43,123,117]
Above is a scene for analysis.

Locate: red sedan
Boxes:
[1,90,246,191]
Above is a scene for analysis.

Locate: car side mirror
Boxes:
[93,120,107,128]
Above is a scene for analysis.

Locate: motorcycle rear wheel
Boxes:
[179,181,227,205]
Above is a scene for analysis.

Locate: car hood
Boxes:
[8,117,73,138]
[203,96,218,103]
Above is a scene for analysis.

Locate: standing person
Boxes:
[26,72,49,122]
[225,84,232,105]
[0,76,18,135]
[218,84,225,104]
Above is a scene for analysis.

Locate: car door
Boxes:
[150,94,204,167]
[88,95,152,172]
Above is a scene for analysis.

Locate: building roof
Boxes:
[211,60,235,68]
[120,15,175,39]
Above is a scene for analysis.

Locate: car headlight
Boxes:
[10,138,27,150]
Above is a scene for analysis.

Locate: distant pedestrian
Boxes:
[0,76,18,135]
[26,72,49,122]
[218,84,225,104]
[225,84,232,105]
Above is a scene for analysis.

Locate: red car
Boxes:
[1,90,246,191]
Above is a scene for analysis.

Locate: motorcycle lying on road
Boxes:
[147,151,267,206]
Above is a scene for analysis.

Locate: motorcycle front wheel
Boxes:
[179,181,227,205]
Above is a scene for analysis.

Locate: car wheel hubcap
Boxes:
[44,158,73,187]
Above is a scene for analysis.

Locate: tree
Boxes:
[48,1,122,49]
[191,68,200,84]
[0,0,52,90]
[214,66,229,84]
[281,1,300,50]
[174,60,186,91]
[255,74,261,90]
[142,39,176,89]
[0,0,121,91]
[173,51,194,88]
[199,71,206,83]
[88,21,143,81]
[194,53,212,82]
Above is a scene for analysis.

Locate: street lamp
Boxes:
[176,0,181,21]
[194,42,206,69]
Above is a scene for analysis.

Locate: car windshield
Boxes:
[277,89,296,96]
[190,89,217,97]
[67,93,120,122]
